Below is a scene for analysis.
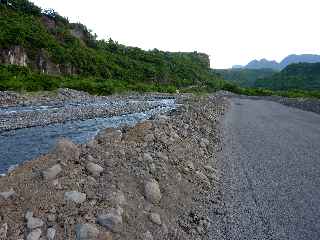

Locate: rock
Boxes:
[53,138,80,162]
[183,161,195,173]
[47,214,57,222]
[7,164,18,174]
[52,179,62,190]
[150,213,162,225]
[26,229,42,240]
[25,210,33,220]
[156,152,168,161]
[96,128,122,144]
[86,162,104,176]
[200,138,210,148]
[142,231,153,240]
[42,164,62,180]
[144,133,154,142]
[47,228,56,240]
[143,153,153,162]
[75,224,100,240]
[64,191,86,204]
[112,190,126,206]
[0,188,16,199]
[97,208,123,232]
[144,179,161,204]
[27,217,44,230]
[0,223,8,239]
[204,165,216,173]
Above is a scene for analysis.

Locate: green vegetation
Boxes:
[221,82,320,99]
[0,65,182,94]
[0,0,223,94]
[255,63,320,90]
[215,68,277,87]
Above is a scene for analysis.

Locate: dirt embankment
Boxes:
[0,94,227,240]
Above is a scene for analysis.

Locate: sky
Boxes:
[31,0,320,69]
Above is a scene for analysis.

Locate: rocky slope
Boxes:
[0,94,227,240]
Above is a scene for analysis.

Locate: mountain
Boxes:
[279,54,320,70]
[0,0,222,94]
[246,59,279,70]
[255,62,320,90]
[234,55,320,70]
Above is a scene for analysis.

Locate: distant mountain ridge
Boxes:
[233,54,320,70]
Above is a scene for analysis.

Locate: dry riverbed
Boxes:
[0,93,227,240]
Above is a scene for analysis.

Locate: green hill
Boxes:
[0,0,222,94]
[255,63,320,90]
[216,68,277,87]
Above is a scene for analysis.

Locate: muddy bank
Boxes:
[0,94,227,240]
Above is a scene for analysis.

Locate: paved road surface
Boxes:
[214,98,320,240]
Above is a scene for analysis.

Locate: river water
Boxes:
[0,99,175,174]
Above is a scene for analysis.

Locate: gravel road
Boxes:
[216,97,320,239]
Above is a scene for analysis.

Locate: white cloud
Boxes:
[31,0,320,68]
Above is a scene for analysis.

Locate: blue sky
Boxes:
[32,0,320,68]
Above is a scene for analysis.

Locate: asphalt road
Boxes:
[214,97,320,240]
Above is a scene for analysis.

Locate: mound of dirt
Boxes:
[0,95,227,240]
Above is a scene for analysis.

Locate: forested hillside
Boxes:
[0,0,222,94]
[255,63,320,90]
[216,68,276,87]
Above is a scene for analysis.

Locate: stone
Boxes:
[195,171,210,183]
[142,231,153,240]
[0,223,8,239]
[86,162,104,176]
[42,164,62,180]
[143,153,153,162]
[0,188,16,199]
[112,190,126,206]
[27,217,44,230]
[200,138,210,148]
[75,224,100,240]
[183,161,195,173]
[144,179,161,204]
[53,138,80,162]
[47,214,57,222]
[64,191,86,204]
[150,213,162,225]
[144,134,155,142]
[97,208,123,232]
[156,152,168,161]
[96,128,122,144]
[52,179,62,190]
[47,228,56,240]
[7,164,18,174]
[25,210,33,220]
[204,165,216,173]
[26,229,42,240]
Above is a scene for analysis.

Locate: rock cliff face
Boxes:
[0,46,27,67]
[0,46,78,75]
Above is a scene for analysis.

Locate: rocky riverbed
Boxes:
[0,89,175,131]
[0,93,227,240]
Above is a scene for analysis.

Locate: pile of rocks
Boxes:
[0,94,227,240]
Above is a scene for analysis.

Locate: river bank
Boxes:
[0,93,227,240]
